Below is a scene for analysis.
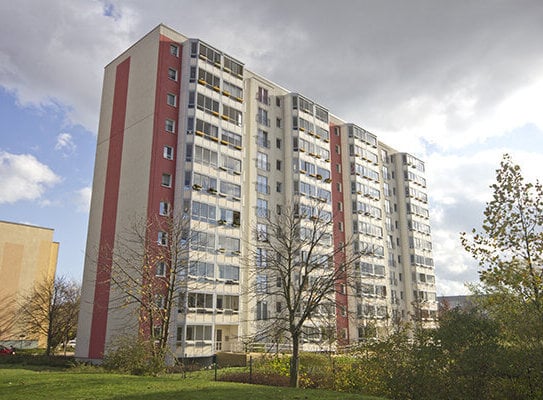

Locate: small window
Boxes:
[276,97,281,107]
[156,261,166,276]
[276,160,282,171]
[337,202,343,211]
[159,201,170,216]
[335,145,341,154]
[338,221,344,232]
[158,231,168,246]
[276,138,281,149]
[276,118,282,128]
[163,146,174,160]
[170,44,179,57]
[162,173,172,187]
[165,119,175,133]
[276,182,282,193]
[168,68,178,81]
[167,93,176,107]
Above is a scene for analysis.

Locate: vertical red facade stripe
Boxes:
[330,124,350,344]
[88,57,130,358]
[139,36,181,335]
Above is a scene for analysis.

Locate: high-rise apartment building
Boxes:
[77,24,437,362]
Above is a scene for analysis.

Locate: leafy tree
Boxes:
[461,153,543,341]
[18,276,80,355]
[249,203,361,387]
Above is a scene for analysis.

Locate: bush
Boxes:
[102,336,166,375]
[0,353,75,368]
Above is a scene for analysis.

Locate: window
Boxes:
[219,207,240,226]
[256,300,268,320]
[220,181,241,197]
[195,119,219,139]
[198,68,220,87]
[257,175,269,194]
[170,44,179,57]
[276,302,282,313]
[163,146,174,160]
[276,138,281,149]
[218,235,240,252]
[276,118,282,128]
[223,56,243,76]
[193,145,218,166]
[221,129,242,148]
[276,160,282,171]
[167,93,176,107]
[156,261,166,276]
[219,264,240,281]
[191,201,217,223]
[223,81,243,100]
[192,173,217,191]
[186,325,212,341]
[168,68,178,81]
[256,87,269,104]
[155,294,165,309]
[159,201,170,216]
[276,182,282,193]
[165,119,175,133]
[161,173,172,187]
[221,155,242,174]
[256,152,269,171]
[256,198,269,218]
[196,93,219,115]
[256,108,270,126]
[335,145,340,154]
[223,105,243,126]
[257,129,269,148]
[158,231,168,246]
[191,230,215,251]
[256,247,268,267]
[189,261,214,279]
[257,223,268,242]
[276,97,281,107]
[216,294,239,311]
[256,275,268,294]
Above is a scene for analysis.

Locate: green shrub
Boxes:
[102,336,166,375]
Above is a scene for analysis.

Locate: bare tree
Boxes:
[248,203,362,387]
[104,214,192,367]
[18,276,80,356]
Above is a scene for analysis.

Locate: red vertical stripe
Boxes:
[138,36,181,336]
[88,57,130,359]
[330,124,350,344]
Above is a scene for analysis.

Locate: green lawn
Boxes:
[0,366,383,400]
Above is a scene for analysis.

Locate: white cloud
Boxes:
[74,186,92,212]
[55,132,76,155]
[0,151,61,204]
[0,0,136,131]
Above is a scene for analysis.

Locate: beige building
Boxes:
[0,221,58,347]
[77,24,437,363]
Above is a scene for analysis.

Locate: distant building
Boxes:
[77,24,438,363]
[438,295,474,311]
[0,220,58,348]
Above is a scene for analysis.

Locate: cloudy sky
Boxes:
[1,0,542,295]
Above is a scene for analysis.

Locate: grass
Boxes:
[0,365,384,400]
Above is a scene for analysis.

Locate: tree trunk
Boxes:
[289,332,300,387]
